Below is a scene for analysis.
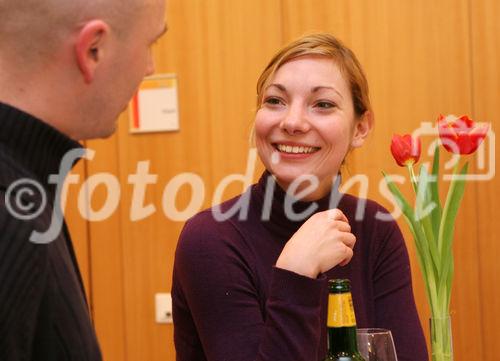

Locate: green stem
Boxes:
[430,315,453,361]
[407,163,418,194]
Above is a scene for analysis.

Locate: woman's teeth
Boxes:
[275,144,319,154]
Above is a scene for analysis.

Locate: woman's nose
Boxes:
[279,104,310,135]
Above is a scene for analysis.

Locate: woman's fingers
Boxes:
[330,220,351,233]
[341,231,356,249]
[338,246,354,266]
[326,208,348,222]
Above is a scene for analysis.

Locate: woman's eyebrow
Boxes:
[267,83,287,92]
[267,84,343,100]
[311,86,343,99]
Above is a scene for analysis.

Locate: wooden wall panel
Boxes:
[470,0,500,359]
[85,135,127,361]
[111,1,283,360]
[115,1,214,358]
[205,0,284,196]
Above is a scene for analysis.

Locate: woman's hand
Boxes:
[275,208,356,278]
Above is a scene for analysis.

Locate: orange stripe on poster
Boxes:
[132,92,140,129]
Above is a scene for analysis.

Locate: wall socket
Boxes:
[155,293,173,324]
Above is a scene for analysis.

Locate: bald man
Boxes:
[0,0,167,359]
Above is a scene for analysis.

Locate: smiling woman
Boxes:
[172,33,428,361]
[254,55,370,200]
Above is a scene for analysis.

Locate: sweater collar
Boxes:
[252,171,342,241]
[0,102,82,190]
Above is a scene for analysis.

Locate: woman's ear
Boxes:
[75,20,110,84]
[351,111,374,148]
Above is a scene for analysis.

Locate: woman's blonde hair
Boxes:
[256,33,372,119]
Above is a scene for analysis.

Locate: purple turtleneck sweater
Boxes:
[172,172,427,361]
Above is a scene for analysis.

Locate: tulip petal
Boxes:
[437,114,489,155]
[390,134,421,166]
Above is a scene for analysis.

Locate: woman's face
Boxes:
[255,55,369,200]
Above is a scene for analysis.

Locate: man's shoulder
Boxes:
[0,145,52,240]
[0,187,48,279]
[0,143,34,189]
[0,188,38,241]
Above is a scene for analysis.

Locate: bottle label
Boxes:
[327,293,357,327]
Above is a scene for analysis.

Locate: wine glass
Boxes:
[356,328,398,361]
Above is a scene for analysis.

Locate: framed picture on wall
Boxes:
[129,73,180,134]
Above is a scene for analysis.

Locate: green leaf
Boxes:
[437,162,469,307]
[446,257,454,309]
[430,147,443,238]
[415,165,440,277]
[383,172,439,310]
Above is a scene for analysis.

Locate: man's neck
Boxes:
[0,78,76,141]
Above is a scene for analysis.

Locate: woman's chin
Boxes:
[270,169,319,188]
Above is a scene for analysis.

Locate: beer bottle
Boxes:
[324,279,365,361]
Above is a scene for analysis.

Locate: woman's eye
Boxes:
[316,101,335,109]
[264,97,283,106]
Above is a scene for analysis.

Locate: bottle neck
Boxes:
[327,326,360,355]
[326,291,360,355]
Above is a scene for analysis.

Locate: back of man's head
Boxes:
[0,0,167,141]
[0,0,142,66]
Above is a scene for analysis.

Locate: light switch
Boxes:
[155,293,173,324]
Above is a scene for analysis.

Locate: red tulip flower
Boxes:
[390,134,422,167]
[437,114,489,155]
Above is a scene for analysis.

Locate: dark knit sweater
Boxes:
[172,172,428,361]
[0,102,101,360]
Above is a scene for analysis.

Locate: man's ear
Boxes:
[75,20,110,84]
[351,111,374,148]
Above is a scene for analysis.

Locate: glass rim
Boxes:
[356,328,392,335]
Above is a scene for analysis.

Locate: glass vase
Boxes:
[429,315,453,361]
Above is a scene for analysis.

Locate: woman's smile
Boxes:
[272,142,321,158]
